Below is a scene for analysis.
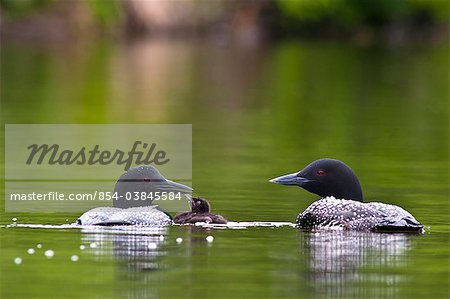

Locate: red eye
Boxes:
[316,170,326,176]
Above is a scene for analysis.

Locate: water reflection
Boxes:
[80,226,167,270]
[299,230,418,298]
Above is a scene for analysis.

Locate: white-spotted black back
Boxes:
[296,197,422,232]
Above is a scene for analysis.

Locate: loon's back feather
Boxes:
[77,206,172,226]
[296,197,423,232]
[100,206,172,226]
[77,207,122,225]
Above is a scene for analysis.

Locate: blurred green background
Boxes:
[0,0,448,44]
[1,1,449,298]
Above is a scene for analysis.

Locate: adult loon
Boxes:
[270,159,423,232]
[76,165,192,226]
[174,197,228,224]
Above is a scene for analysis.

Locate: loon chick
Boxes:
[270,159,423,232]
[76,165,192,226]
[173,197,227,224]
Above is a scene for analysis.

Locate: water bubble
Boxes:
[148,243,157,250]
[27,248,35,254]
[206,236,214,243]
[70,255,79,262]
[79,245,86,250]
[14,257,22,265]
[89,242,97,248]
[12,217,18,222]
[36,244,42,249]
[44,250,54,258]
[176,237,183,244]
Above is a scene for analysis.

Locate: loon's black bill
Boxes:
[165,180,193,193]
[269,172,311,186]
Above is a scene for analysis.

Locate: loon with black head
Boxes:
[76,165,192,226]
[173,197,227,224]
[270,158,423,232]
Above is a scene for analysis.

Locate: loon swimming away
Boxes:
[76,165,192,226]
[173,197,228,224]
[270,159,423,232]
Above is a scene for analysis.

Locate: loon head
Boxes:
[190,197,211,213]
[270,158,363,202]
[113,165,192,208]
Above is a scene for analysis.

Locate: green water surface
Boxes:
[1,39,449,298]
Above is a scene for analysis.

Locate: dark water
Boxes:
[1,39,449,298]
